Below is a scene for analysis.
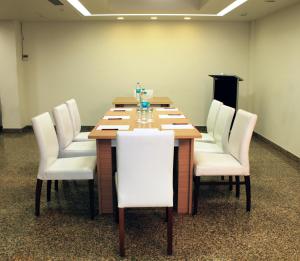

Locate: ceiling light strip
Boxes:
[217,0,248,16]
[67,0,248,17]
[67,0,91,16]
[90,14,216,17]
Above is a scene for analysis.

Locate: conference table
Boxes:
[113,96,173,107]
[89,101,201,215]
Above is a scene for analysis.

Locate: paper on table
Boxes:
[156,108,178,112]
[110,108,133,112]
[161,124,194,130]
[103,116,130,120]
[96,125,130,131]
[159,114,185,119]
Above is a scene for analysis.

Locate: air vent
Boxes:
[48,0,63,6]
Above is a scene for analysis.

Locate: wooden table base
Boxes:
[96,138,194,215]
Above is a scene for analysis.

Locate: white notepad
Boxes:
[96,125,130,131]
[156,108,178,112]
[103,116,130,120]
[110,108,133,112]
[161,124,194,130]
[159,114,186,119]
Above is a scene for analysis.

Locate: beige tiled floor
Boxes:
[0,132,299,260]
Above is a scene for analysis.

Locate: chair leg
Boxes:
[35,179,43,216]
[229,176,233,191]
[54,180,59,191]
[47,180,51,202]
[119,208,125,257]
[193,176,200,215]
[88,180,95,219]
[245,176,251,212]
[235,176,240,198]
[167,207,173,255]
[113,176,119,224]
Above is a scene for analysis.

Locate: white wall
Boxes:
[22,21,250,126]
[250,3,300,157]
[0,21,25,128]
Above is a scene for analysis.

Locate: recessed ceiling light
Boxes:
[184,17,191,20]
[150,17,158,20]
[117,17,124,20]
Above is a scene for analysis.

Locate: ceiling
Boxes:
[0,0,299,21]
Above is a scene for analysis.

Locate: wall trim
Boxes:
[253,132,299,163]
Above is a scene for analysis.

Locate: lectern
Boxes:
[209,74,243,110]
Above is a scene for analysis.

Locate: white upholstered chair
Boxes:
[66,99,90,141]
[115,129,174,256]
[32,112,96,218]
[193,110,257,214]
[53,104,96,158]
[194,105,235,153]
[197,99,223,142]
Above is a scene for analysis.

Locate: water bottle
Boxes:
[135,82,142,107]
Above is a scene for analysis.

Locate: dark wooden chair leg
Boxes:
[193,176,200,215]
[88,179,95,219]
[35,179,43,216]
[113,178,119,224]
[167,207,173,255]
[229,176,233,191]
[47,180,51,202]
[245,176,251,211]
[235,176,240,198]
[119,208,125,257]
[54,180,59,191]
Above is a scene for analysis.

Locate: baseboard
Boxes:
[81,126,94,131]
[195,126,207,132]
[253,132,299,162]
[2,125,94,133]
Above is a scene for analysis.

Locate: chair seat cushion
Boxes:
[194,141,224,153]
[60,141,96,158]
[194,152,249,176]
[73,132,90,142]
[195,133,215,143]
[46,156,96,180]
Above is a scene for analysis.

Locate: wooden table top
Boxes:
[89,108,201,140]
[112,96,173,106]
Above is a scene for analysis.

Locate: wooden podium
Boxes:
[209,74,243,110]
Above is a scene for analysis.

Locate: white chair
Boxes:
[32,112,96,218]
[66,99,90,141]
[197,99,223,142]
[53,104,96,158]
[115,129,174,256]
[193,110,257,214]
[194,105,235,153]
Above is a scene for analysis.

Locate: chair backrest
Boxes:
[206,99,223,135]
[66,99,81,137]
[228,110,257,169]
[116,129,174,208]
[53,104,74,150]
[213,105,235,152]
[32,112,59,179]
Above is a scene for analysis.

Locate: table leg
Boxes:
[177,139,194,214]
[97,139,113,214]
